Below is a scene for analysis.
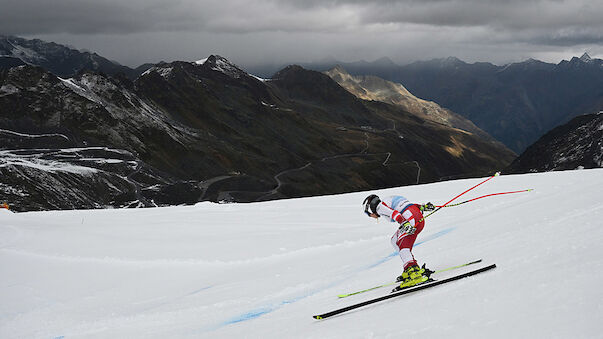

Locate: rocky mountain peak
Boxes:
[272,65,347,94]
[271,64,306,79]
[500,58,553,72]
[441,56,465,67]
[203,55,247,79]
[325,65,356,83]
[331,64,347,73]
[193,57,208,65]
[580,52,592,62]
[568,53,594,65]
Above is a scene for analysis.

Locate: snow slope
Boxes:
[1,169,602,338]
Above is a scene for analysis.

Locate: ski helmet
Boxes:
[363,194,381,216]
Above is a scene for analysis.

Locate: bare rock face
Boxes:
[506,112,603,173]
[325,65,498,142]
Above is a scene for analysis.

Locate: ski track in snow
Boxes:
[212,227,456,330]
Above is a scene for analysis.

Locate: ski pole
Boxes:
[417,172,500,223]
[435,189,533,208]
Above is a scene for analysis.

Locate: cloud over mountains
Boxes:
[1,0,601,67]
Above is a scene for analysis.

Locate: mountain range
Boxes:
[0,37,515,211]
[297,54,603,154]
[3,35,601,212]
[4,34,600,155]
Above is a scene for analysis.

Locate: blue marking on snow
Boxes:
[363,252,398,270]
[221,294,312,326]
[415,227,455,247]
[223,307,274,325]
[53,336,65,339]
[364,227,456,270]
[217,227,456,328]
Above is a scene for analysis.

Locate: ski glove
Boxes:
[399,221,416,235]
[420,202,435,212]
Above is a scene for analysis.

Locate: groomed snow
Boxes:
[1,169,602,338]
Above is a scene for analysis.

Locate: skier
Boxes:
[363,194,435,290]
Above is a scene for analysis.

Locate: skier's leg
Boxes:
[392,205,425,268]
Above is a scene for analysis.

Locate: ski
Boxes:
[313,263,496,320]
[337,259,483,298]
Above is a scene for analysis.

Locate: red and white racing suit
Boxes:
[374,195,425,270]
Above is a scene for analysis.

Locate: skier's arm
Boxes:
[375,201,416,234]
[375,203,406,223]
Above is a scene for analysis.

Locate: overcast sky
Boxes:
[2,0,602,70]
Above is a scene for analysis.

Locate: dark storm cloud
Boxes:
[1,0,601,66]
[0,0,355,35]
[355,0,603,45]
[2,0,602,39]
[0,0,206,34]
[533,28,603,47]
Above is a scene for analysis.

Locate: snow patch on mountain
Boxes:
[2,38,46,63]
[156,67,173,79]
[59,73,193,144]
[141,66,174,79]
[0,150,98,175]
[194,58,208,65]
[205,55,246,79]
[0,84,20,97]
[59,76,103,104]
[250,74,268,82]
[0,182,28,197]
[59,77,85,91]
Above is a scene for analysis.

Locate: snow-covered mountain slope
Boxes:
[1,169,602,338]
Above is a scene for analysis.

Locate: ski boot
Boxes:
[392,264,433,292]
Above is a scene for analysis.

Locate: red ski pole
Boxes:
[435,189,533,208]
[418,172,500,223]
